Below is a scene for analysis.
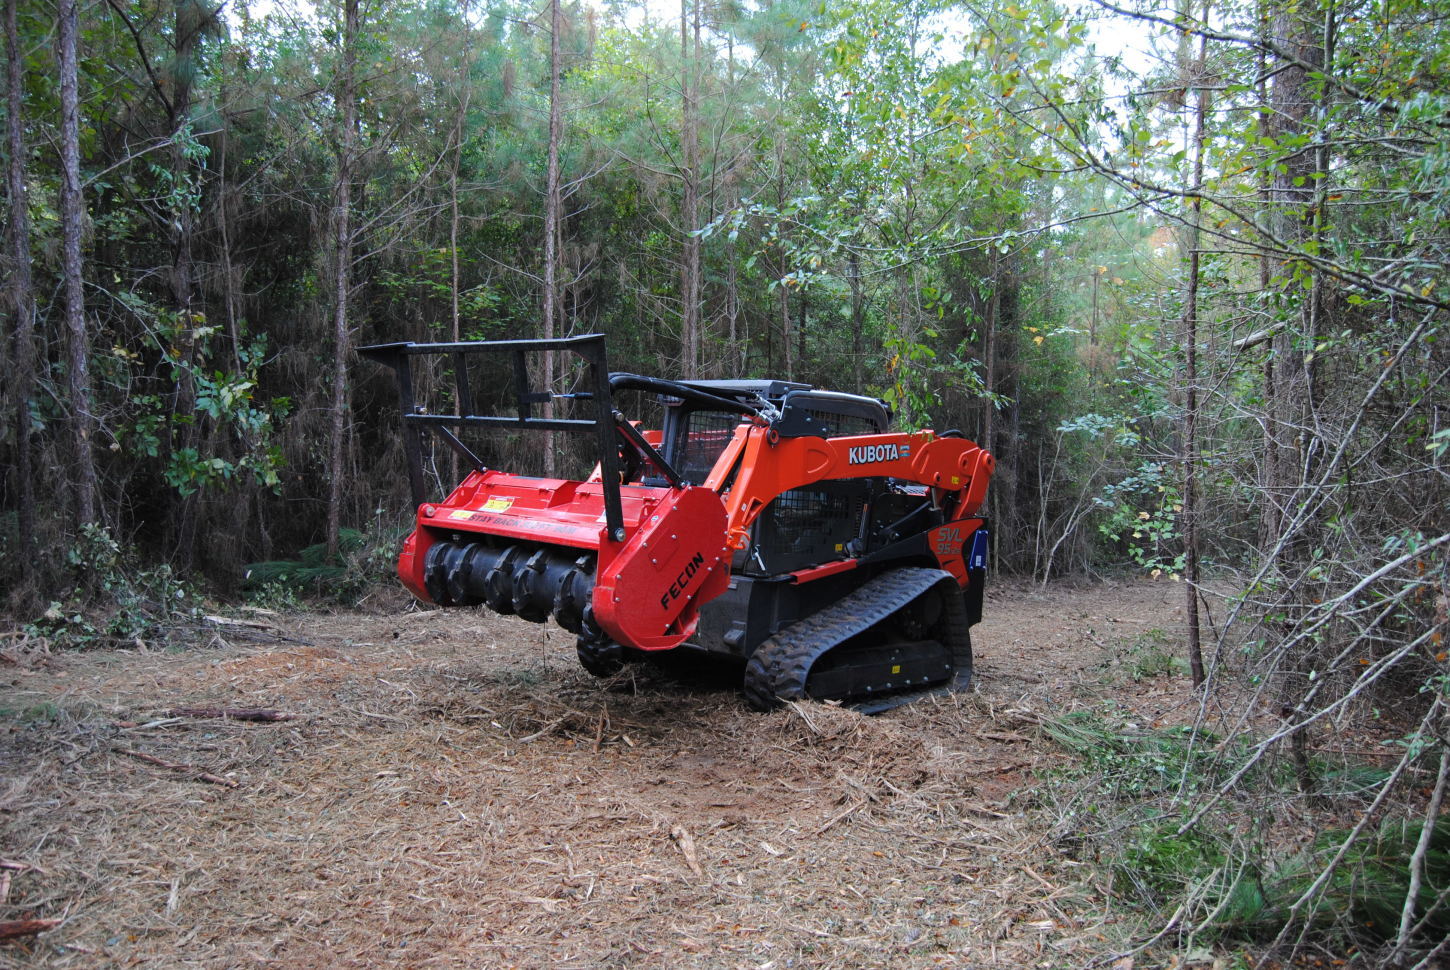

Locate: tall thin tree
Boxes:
[326,0,360,558]
[58,0,97,527]
[678,0,701,377]
[1261,0,1323,556]
[1181,15,1210,688]
[541,0,563,477]
[5,0,37,571]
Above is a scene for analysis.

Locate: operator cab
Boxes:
[656,379,890,487]
[654,380,894,578]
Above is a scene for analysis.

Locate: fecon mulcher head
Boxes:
[362,334,993,712]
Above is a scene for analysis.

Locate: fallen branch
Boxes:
[0,919,62,941]
[670,824,704,877]
[815,798,868,835]
[202,614,278,631]
[1230,320,1286,351]
[592,708,607,754]
[165,708,297,722]
[786,700,824,736]
[0,860,38,905]
[516,716,569,744]
[119,717,185,731]
[0,633,50,668]
[113,747,239,789]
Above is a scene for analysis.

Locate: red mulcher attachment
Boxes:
[361,336,734,654]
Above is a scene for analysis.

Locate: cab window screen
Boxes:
[676,410,741,484]
[807,409,881,437]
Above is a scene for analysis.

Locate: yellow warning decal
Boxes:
[891,664,902,675]
[482,497,514,512]
[448,510,474,521]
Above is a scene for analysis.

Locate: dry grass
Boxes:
[1,580,1191,968]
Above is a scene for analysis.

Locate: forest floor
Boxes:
[1,579,1207,969]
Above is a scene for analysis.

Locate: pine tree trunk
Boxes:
[450,114,464,346]
[1181,24,1210,688]
[779,284,791,381]
[166,0,207,566]
[169,2,198,318]
[775,138,791,380]
[58,0,97,527]
[326,0,359,559]
[540,0,563,477]
[1262,0,1323,558]
[726,238,740,376]
[797,287,806,370]
[448,109,463,486]
[678,0,701,378]
[5,0,36,570]
[1254,0,1277,552]
[723,34,740,377]
[848,247,864,393]
[983,249,1000,452]
[217,123,241,368]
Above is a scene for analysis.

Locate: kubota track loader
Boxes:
[362,334,993,711]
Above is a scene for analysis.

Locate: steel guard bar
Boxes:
[359,334,628,542]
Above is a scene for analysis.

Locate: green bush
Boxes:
[243,527,366,590]
[242,523,406,603]
[1039,708,1449,954]
[25,524,201,648]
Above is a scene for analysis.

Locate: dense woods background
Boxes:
[3,0,1448,962]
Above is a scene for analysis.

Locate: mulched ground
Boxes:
[2,579,1196,969]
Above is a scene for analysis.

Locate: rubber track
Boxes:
[742,567,972,711]
[575,609,624,678]
[576,636,624,678]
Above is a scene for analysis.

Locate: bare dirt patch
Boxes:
[1,579,1191,969]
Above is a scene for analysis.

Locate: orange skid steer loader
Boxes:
[362,334,993,712]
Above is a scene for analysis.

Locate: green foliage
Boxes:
[105,312,288,498]
[243,528,366,591]
[1097,462,1186,577]
[242,521,407,603]
[243,580,303,612]
[25,525,201,649]
[1115,817,1271,931]
[1042,707,1241,799]
[1111,813,1450,945]
[1041,706,1450,952]
[1119,629,1189,681]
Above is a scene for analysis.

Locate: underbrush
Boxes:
[7,519,410,652]
[1035,704,1449,967]
[18,523,204,650]
[242,521,408,606]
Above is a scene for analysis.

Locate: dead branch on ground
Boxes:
[113,747,239,788]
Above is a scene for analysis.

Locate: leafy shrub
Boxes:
[25,524,201,648]
[242,523,406,603]
[1114,814,1449,944]
[1038,708,1450,956]
[243,528,366,590]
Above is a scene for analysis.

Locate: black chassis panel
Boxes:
[690,570,872,660]
[686,520,990,663]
